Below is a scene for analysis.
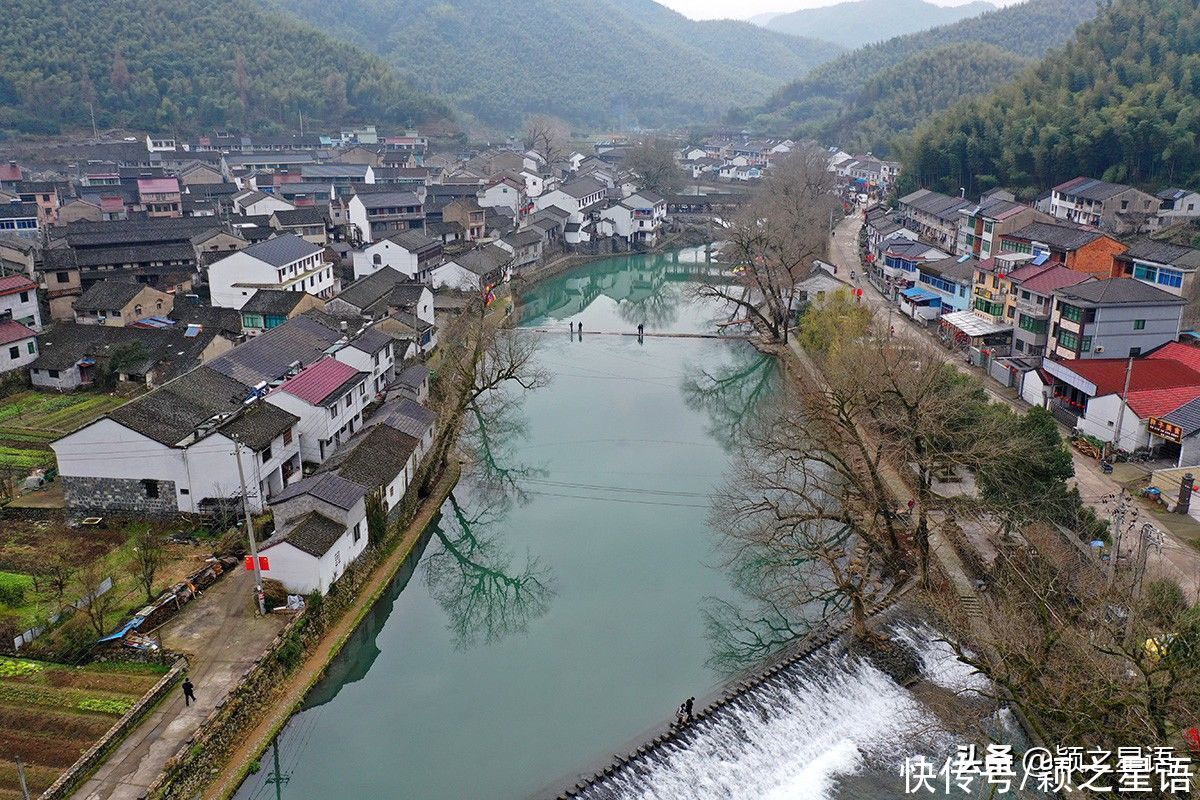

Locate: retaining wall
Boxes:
[39,658,187,800]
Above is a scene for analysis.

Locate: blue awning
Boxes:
[900,287,941,303]
[1032,252,1050,266]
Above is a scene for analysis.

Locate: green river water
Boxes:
[233,247,780,800]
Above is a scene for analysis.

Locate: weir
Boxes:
[543,591,911,800]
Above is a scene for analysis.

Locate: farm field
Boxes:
[0,391,128,475]
[0,656,169,798]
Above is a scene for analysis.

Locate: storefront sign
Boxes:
[1148,416,1184,443]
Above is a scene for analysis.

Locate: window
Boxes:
[180,488,189,495]
[156,299,163,310]
[1121,200,1130,210]
[353,522,361,543]
[1130,347,1142,357]
[1058,331,1079,350]
[283,428,293,445]
[261,445,272,462]
[373,253,382,265]
[1060,304,1084,322]
[329,407,337,419]
[141,479,160,499]
[1018,315,1048,334]
[1014,339,1025,352]
[1081,336,1092,352]
[26,342,34,354]
[56,271,70,283]
[134,304,142,316]
[1158,268,1183,289]
[1133,263,1158,282]
[1134,319,1146,330]
[1021,291,1031,301]
[19,291,28,303]
[7,346,18,360]
[48,369,59,378]
[358,383,366,396]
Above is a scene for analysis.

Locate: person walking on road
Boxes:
[182,676,196,707]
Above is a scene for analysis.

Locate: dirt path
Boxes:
[73,572,285,800]
[202,463,460,800]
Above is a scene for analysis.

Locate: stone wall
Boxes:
[40,658,187,800]
[62,475,179,516]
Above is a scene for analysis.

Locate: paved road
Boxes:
[829,213,1200,600]
[73,571,285,800]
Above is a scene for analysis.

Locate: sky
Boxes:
[659,0,1025,21]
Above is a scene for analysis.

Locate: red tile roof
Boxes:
[0,319,35,347]
[1127,386,1200,418]
[274,356,361,405]
[137,177,180,195]
[1147,341,1200,373]
[1060,356,1200,396]
[0,274,36,297]
[0,163,22,182]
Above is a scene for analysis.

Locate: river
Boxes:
[233,247,988,800]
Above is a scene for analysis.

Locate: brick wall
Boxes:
[62,475,179,516]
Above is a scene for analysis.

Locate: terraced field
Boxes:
[0,392,128,473]
[0,656,168,799]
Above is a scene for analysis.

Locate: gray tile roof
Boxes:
[33,323,222,381]
[1162,395,1200,437]
[218,400,298,451]
[559,177,606,200]
[318,423,419,491]
[241,289,314,317]
[107,366,250,446]
[1006,222,1104,252]
[73,280,146,311]
[240,234,322,267]
[1119,239,1200,270]
[347,327,392,355]
[1055,278,1187,306]
[356,191,421,210]
[370,397,435,441]
[262,512,346,557]
[335,267,413,314]
[385,229,438,253]
[208,314,342,385]
[272,472,368,510]
[450,244,511,277]
[393,364,428,391]
[272,207,329,227]
[301,164,370,179]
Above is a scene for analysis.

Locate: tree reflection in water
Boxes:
[616,275,681,330]
[425,493,554,649]
[681,346,779,449]
[424,375,554,649]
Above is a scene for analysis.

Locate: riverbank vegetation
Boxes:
[714,277,1200,767]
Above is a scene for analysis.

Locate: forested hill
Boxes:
[764,0,994,49]
[737,0,1098,152]
[0,0,448,137]
[904,0,1200,199]
[273,0,842,129]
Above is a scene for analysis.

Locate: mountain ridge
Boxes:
[765,0,996,49]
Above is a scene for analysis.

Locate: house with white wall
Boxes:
[51,366,301,515]
[533,177,606,245]
[351,230,442,281]
[0,319,37,373]
[265,357,369,465]
[0,274,41,331]
[208,234,334,309]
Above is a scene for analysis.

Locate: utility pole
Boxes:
[233,436,266,615]
[1111,356,1135,457]
[16,758,30,800]
[1106,490,1130,589]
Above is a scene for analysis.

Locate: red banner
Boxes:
[244,555,270,571]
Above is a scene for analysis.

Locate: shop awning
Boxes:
[940,310,1012,338]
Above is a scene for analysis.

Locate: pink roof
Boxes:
[0,319,34,347]
[100,197,126,212]
[137,177,179,194]
[274,357,362,405]
[1060,357,1200,397]
[1017,265,1092,294]
[0,163,22,182]
[0,274,36,297]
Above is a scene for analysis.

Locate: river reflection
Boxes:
[234,247,780,800]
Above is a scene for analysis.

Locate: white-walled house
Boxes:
[480,176,528,216]
[351,230,443,281]
[431,245,511,292]
[234,189,295,217]
[334,327,397,395]
[266,357,369,464]
[533,177,607,244]
[0,274,42,331]
[0,319,37,373]
[258,510,365,595]
[600,190,666,244]
[51,367,302,515]
[208,234,335,309]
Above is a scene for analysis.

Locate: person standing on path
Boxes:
[182,676,196,707]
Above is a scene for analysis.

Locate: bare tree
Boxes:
[695,144,839,345]
[522,114,571,170]
[44,543,77,603]
[624,138,685,196]
[423,300,551,494]
[127,524,165,603]
[75,562,117,637]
